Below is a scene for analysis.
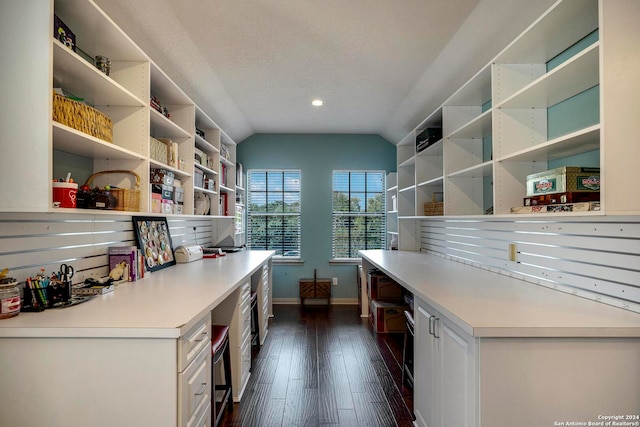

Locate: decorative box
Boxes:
[416,127,442,152]
[151,184,173,200]
[54,14,75,51]
[524,191,600,206]
[150,137,169,165]
[173,187,184,204]
[52,93,112,142]
[526,167,600,196]
[369,300,408,333]
[150,168,174,186]
[194,169,204,188]
[194,148,206,166]
[161,199,173,215]
[151,193,162,213]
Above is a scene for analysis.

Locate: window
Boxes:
[247,170,301,258]
[332,171,386,259]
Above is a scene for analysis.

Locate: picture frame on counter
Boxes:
[132,216,176,272]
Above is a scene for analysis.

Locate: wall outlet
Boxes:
[332,277,338,286]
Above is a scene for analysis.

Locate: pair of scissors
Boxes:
[60,263,74,283]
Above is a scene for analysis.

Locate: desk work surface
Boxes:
[0,250,274,339]
[360,250,640,338]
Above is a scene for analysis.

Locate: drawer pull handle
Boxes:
[194,331,208,342]
[428,315,435,336]
[194,382,208,396]
[433,317,440,339]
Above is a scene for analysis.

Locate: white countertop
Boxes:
[360,250,640,338]
[0,250,274,339]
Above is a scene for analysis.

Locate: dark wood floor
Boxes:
[219,304,414,427]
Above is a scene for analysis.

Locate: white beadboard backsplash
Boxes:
[0,212,234,286]
[417,216,640,313]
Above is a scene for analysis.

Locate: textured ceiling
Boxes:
[94,0,555,144]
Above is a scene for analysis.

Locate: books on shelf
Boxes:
[220,193,228,216]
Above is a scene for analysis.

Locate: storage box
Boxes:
[369,300,408,333]
[54,14,75,51]
[151,193,162,213]
[526,167,600,196]
[194,148,206,166]
[194,169,204,188]
[161,199,173,214]
[511,201,600,214]
[423,192,444,216]
[150,168,175,186]
[416,127,442,152]
[523,191,600,206]
[173,187,184,203]
[367,269,403,300]
[52,93,113,142]
[151,184,173,200]
[150,138,169,165]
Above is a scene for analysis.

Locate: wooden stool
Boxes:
[402,310,415,388]
[250,290,260,367]
[211,325,233,426]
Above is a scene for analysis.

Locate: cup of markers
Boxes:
[22,268,71,311]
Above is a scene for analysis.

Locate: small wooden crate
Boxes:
[300,269,331,306]
[52,93,113,142]
[424,192,444,216]
[85,170,141,212]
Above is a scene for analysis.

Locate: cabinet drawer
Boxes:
[179,345,210,427]
[239,282,250,307]
[240,332,252,385]
[189,402,211,427]
[178,315,211,372]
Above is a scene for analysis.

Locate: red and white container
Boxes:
[52,182,78,208]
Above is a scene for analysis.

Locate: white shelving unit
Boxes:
[392,0,640,236]
[0,0,238,220]
[385,172,398,249]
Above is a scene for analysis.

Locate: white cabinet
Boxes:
[385,172,398,249]
[395,0,640,223]
[0,0,238,218]
[414,297,477,427]
[252,262,271,344]
[178,314,212,427]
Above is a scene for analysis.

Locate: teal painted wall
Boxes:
[237,133,396,301]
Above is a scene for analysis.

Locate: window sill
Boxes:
[329,259,361,265]
[273,258,304,266]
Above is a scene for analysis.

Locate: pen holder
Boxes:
[21,280,71,311]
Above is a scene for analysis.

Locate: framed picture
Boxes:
[132,216,176,272]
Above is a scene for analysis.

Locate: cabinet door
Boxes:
[436,315,477,427]
[414,302,438,427]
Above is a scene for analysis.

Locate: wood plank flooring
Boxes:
[219,304,414,427]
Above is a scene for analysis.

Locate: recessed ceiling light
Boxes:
[311,99,323,107]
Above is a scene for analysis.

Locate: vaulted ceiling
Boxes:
[95,0,555,144]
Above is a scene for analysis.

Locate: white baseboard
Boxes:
[273,298,358,305]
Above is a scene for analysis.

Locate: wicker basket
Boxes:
[52,93,113,142]
[85,170,141,212]
[424,192,444,216]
